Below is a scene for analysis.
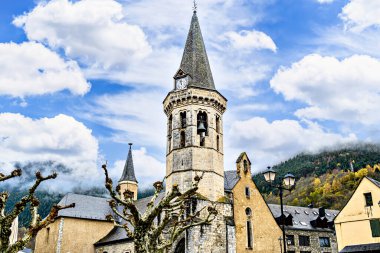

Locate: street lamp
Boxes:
[263,167,296,253]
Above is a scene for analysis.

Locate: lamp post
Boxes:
[263,167,296,253]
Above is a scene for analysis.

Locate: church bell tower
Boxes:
[163,9,227,201]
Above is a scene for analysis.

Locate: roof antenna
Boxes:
[193,0,197,13]
[128,143,133,149]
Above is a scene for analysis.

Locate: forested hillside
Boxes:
[2,186,155,228]
[253,143,380,210]
[5,143,380,228]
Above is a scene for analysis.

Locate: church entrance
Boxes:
[174,238,186,253]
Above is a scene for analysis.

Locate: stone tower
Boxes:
[163,10,227,201]
[118,143,138,200]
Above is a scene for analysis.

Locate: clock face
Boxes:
[176,78,188,90]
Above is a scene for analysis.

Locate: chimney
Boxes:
[308,203,314,209]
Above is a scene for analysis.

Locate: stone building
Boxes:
[269,204,338,253]
[35,7,339,253]
[335,177,380,252]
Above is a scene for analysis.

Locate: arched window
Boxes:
[216,115,220,133]
[168,115,173,135]
[216,135,220,151]
[197,111,208,146]
[180,112,187,128]
[247,221,253,249]
[243,160,248,173]
[180,131,186,148]
[245,207,252,216]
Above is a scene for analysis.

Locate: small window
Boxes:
[243,160,248,173]
[216,135,220,151]
[299,235,310,246]
[216,115,220,133]
[286,234,295,245]
[168,115,173,135]
[180,131,186,148]
[180,112,187,128]
[245,187,250,198]
[168,137,172,152]
[246,220,253,249]
[364,192,373,206]
[245,207,252,216]
[370,219,380,237]
[319,237,331,247]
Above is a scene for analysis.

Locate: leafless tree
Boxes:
[102,164,217,253]
[0,169,74,253]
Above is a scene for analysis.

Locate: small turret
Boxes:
[118,143,138,200]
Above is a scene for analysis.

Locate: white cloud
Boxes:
[109,147,165,189]
[84,90,167,149]
[317,0,335,3]
[226,117,356,173]
[0,42,89,98]
[340,0,380,32]
[13,0,152,71]
[223,30,277,52]
[12,0,274,97]
[0,113,99,188]
[270,54,380,125]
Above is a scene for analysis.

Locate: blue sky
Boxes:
[0,0,380,190]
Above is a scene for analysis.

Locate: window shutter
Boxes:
[370,219,380,237]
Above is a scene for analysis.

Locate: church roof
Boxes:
[178,11,215,90]
[119,143,137,183]
[224,170,240,191]
[268,204,339,232]
[57,193,112,221]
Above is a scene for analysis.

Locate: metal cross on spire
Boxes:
[193,0,197,13]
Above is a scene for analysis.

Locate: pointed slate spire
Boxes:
[119,143,137,183]
[178,10,215,90]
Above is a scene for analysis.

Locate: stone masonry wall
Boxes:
[285,230,338,253]
[164,87,227,202]
[183,199,234,253]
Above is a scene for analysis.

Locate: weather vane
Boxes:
[193,0,197,12]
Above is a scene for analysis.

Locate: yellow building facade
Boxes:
[225,152,283,253]
[335,177,380,252]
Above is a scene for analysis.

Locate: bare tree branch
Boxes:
[0,169,75,253]
[102,164,217,253]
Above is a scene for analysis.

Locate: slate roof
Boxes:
[268,204,339,232]
[367,177,380,188]
[179,11,215,90]
[340,243,380,252]
[224,170,240,191]
[58,193,112,221]
[119,144,137,183]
